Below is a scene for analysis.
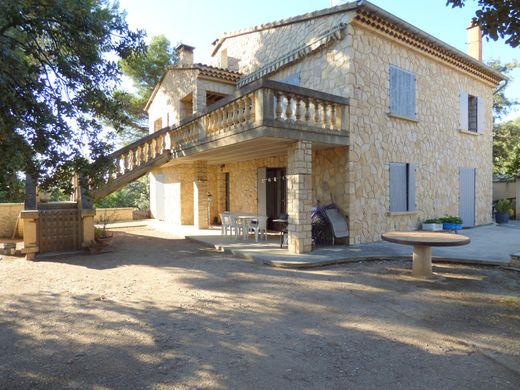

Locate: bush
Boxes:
[495,198,512,213]
[423,218,442,224]
[439,215,463,224]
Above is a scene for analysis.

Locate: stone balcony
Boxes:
[90,79,350,200]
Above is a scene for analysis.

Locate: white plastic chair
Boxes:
[248,215,268,242]
[220,212,232,236]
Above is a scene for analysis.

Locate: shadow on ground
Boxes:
[0,227,519,389]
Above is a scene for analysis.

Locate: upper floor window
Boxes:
[154,117,162,132]
[459,91,484,133]
[280,72,300,86]
[389,65,416,120]
[389,162,416,213]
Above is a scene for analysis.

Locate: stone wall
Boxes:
[346,22,495,243]
[94,208,135,223]
[211,11,354,77]
[147,70,236,135]
[148,69,198,133]
[0,203,24,238]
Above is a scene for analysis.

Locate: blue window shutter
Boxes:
[459,91,469,130]
[389,66,400,115]
[390,65,416,119]
[390,163,407,212]
[280,72,300,86]
[407,163,416,211]
[477,96,485,133]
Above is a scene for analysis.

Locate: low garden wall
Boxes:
[94,207,135,223]
[0,203,24,238]
[0,204,136,238]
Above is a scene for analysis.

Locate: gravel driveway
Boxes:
[0,226,519,389]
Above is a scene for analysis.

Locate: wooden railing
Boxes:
[91,80,349,199]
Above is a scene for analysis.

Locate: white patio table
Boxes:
[234,215,257,240]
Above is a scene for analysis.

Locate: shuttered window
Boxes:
[459,91,485,133]
[389,65,416,120]
[389,163,416,212]
[280,72,300,86]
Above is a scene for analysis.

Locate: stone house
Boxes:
[112,1,506,254]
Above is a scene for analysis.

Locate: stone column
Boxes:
[81,209,96,248]
[287,140,313,254]
[20,210,39,260]
[193,161,209,229]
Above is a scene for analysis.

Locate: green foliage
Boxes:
[446,0,520,47]
[494,117,520,176]
[108,35,178,144]
[487,59,519,120]
[439,215,463,224]
[94,176,149,209]
[423,218,442,224]
[495,198,512,212]
[0,0,145,193]
[0,178,24,203]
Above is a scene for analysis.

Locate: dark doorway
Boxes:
[225,172,230,211]
[266,168,287,229]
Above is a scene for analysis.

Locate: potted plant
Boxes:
[422,218,443,231]
[439,216,463,232]
[495,199,511,224]
[89,216,114,253]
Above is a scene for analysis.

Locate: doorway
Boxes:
[459,167,476,227]
[266,168,287,229]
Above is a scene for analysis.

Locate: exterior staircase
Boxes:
[88,79,350,200]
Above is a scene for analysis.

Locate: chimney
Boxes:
[467,24,482,61]
[176,44,195,65]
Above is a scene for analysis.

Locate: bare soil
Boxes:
[0,226,519,389]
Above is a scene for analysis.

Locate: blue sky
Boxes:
[120,0,519,121]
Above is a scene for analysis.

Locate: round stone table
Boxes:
[381,231,471,278]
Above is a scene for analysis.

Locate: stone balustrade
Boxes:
[90,79,349,199]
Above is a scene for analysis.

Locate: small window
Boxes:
[389,162,416,212]
[389,65,416,120]
[280,72,300,86]
[154,117,162,132]
[460,91,484,133]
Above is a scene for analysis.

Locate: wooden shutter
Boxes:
[477,96,485,133]
[459,91,469,130]
[390,66,416,119]
[390,163,407,212]
[280,73,300,86]
[407,163,416,211]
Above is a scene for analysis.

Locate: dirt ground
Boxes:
[0,226,519,390]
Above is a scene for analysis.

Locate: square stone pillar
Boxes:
[193,161,209,229]
[287,141,313,254]
[81,209,96,248]
[20,210,39,260]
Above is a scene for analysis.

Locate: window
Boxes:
[280,72,300,86]
[460,91,484,133]
[153,117,162,132]
[389,163,416,212]
[389,65,416,120]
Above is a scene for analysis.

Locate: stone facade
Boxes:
[146,3,502,251]
[208,7,498,245]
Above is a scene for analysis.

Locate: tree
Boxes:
[494,117,520,176]
[94,176,149,210]
[108,35,177,144]
[446,0,520,47]
[0,0,145,194]
[487,59,519,120]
